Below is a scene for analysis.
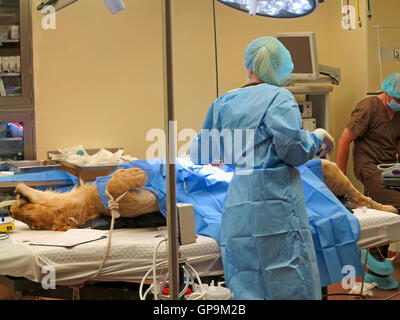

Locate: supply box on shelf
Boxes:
[302,118,317,131]
[298,101,313,118]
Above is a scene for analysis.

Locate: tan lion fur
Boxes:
[320,159,397,213]
[10,160,397,231]
[11,168,159,231]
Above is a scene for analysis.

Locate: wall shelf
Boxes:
[0,137,22,141]
[0,73,20,77]
[0,39,20,44]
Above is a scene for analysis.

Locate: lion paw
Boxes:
[107,168,148,197]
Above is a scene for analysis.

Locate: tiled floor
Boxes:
[327,252,400,300]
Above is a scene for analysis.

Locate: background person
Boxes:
[190,36,334,300]
[337,72,400,290]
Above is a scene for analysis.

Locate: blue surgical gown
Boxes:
[190,83,323,300]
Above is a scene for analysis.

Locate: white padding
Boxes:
[353,208,400,249]
[0,221,223,286]
[2,208,400,286]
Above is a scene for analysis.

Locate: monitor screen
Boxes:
[276,32,319,80]
[278,36,313,73]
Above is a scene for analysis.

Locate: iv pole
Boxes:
[161,0,180,300]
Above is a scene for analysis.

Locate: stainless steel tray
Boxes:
[58,160,118,172]
[6,160,61,174]
[0,180,72,190]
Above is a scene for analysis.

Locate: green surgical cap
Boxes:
[382,72,400,98]
[244,37,294,87]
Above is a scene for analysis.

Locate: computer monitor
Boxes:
[275,32,320,81]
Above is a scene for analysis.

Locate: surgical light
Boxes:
[217,0,321,18]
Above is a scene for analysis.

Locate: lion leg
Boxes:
[14,183,51,204]
[14,183,73,205]
[11,182,104,230]
[105,168,159,217]
[106,168,147,199]
[11,201,78,231]
[321,159,398,214]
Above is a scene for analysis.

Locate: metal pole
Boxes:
[161,0,179,300]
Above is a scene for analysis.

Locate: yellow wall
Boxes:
[31,0,400,191]
[32,0,218,160]
[32,0,164,159]
[365,0,400,93]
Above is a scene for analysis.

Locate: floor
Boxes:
[327,251,400,300]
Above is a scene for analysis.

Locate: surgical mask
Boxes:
[388,97,400,112]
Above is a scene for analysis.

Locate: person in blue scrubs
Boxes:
[190,37,335,300]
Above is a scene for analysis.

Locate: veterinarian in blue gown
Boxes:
[189,37,334,300]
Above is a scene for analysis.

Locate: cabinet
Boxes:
[287,85,333,159]
[0,0,34,160]
[286,85,333,131]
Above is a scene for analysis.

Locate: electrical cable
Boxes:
[153,237,167,300]
[381,291,400,300]
[138,220,207,300]
[376,246,400,263]
[377,163,400,171]
[139,260,169,300]
[138,235,168,300]
[346,0,351,30]
[140,236,188,300]
[356,0,362,27]
[0,200,18,208]
[139,256,208,300]
[185,263,207,300]
[327,293,366,298]
[329,288,400,300]
[143,268,191,300]
[320,72,339,85]
[0,201,16,237]
[37,0,58,11]
[177,266,191,299]
[0,232,9,241]
[340,0,346,29]
[367,0,372,20]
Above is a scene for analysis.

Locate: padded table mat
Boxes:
[1,207,400,286]
[0,221,223,286]
[353,208,400,249]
